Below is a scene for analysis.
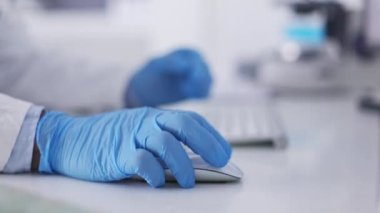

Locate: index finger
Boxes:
[155,111,230,168]
[184,111,232,158]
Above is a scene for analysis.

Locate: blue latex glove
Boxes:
[125,48,212,107]
[36,107,231,188]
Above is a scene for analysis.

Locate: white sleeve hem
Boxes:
[3,105,44,173]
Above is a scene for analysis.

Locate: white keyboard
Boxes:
[164,97,287,149]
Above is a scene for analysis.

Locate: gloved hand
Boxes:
[36,107,231,188]
[125,48,212,107]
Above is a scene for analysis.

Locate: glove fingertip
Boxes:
[217,139,232,160]
[208,147,230,168]
[176,167,196,188]
[147,172,165,188]
[181,180,195,189]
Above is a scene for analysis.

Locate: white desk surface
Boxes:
[1,94,379,213]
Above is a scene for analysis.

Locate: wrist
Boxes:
[31,141,40,172]
[35,111,69,173]
[31,110,45,172]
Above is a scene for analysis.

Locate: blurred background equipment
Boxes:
[38,0,107,10]
[280,1,349,61]
[240,1,351,93]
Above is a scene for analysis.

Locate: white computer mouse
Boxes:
[165,153,244,183]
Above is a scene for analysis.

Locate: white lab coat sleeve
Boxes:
[3,105,44,173]
[0,15,134,113]
[0,93,32,171]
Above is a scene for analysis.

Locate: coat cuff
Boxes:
[3,105,44,173]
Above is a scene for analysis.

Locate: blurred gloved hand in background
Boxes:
[125,48,212,107]
[36,107,231,188]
